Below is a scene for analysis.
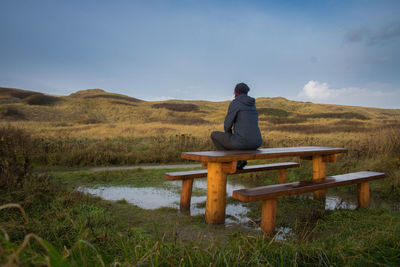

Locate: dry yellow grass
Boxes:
[1,87,399,141]
[1,87,400,169]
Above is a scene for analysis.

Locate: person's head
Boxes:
[234,83,250,97]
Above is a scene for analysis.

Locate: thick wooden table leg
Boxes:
[205,162,228,224]
[312,155,326,200]
[357,182,370,208]
[261,199,277,235]
[180,179,194,212]
[278,169,287,184]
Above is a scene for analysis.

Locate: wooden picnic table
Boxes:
[181,146,348,224]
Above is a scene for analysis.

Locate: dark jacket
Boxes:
[224,95,263,149]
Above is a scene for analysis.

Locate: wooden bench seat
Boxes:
[232,171,385,235]
[165,162,300,211]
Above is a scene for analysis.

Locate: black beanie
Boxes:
[234,83,250,95]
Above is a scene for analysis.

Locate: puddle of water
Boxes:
[78,184,359,222]
[77,181,250,224]
[274,227,294,241]
[78,179,393,235]
[77,186,179,209]
[325,195,357,210]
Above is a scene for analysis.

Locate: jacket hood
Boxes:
[235,94,255,106]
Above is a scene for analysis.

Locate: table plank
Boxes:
[181,146,347,162]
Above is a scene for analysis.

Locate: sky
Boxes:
[1,0,400,108]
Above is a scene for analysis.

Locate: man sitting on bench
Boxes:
[210,82,263,170]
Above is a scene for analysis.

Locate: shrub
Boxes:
[23,94,61,106]
[0,126,32,189]
[169,116,209,125]
[84,94,141,102]
[9,90,39,99]
[0,106,26,119]
[265,117,307,124]
[333,119,365,126]
[110,101,137,107]
[302,112,369,120]
[152,103,199,112]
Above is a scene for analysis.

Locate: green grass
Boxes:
[53,168,168,188]
[1,167,399,266]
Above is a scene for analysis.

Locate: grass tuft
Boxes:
[152,103,200,112]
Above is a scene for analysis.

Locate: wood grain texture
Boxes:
[205,162,228,224]
[232,171,385,202]
[261,199,277,235]
[323,154,337,163]
[357,182,370,208]
[181,146,347,162]
[278,169,287,184]
[180,179,194,211]
[301,154,338,162]
[165,162,300,180]
[222,161,237,174]
[312,155,326,200]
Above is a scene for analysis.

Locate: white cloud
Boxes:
[298,80,400,108]
[299,80,335,100]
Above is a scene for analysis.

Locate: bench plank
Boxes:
[165,162,300,180]
[233,171,385,235]
[181,146,347,162]
[233,171,385,202]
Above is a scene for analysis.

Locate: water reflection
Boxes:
[325,195,357,210]
[275,227,294,241]
[78,180,363,228]
[169,179,245,195]
[78,186,179,210]
[77,180,250,224]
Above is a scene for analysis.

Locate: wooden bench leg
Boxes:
[278,169,287,184]
[312,155,326,200]
[261,199,277,235]
[205,162,228,224]
[357,182,370,208]
[180,179,194,212]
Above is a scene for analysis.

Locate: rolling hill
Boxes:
[1,86,399,139]
[1,86,400,167]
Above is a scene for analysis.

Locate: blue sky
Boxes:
[1,0,400,108]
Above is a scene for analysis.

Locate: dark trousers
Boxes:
[211,131,247,169]
[210,131,234,151]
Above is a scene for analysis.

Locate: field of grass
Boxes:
[1,166,399,266]
[1,86,400,265]
[1,86,400,167]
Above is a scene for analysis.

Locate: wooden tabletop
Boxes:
[181,146,347,162]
